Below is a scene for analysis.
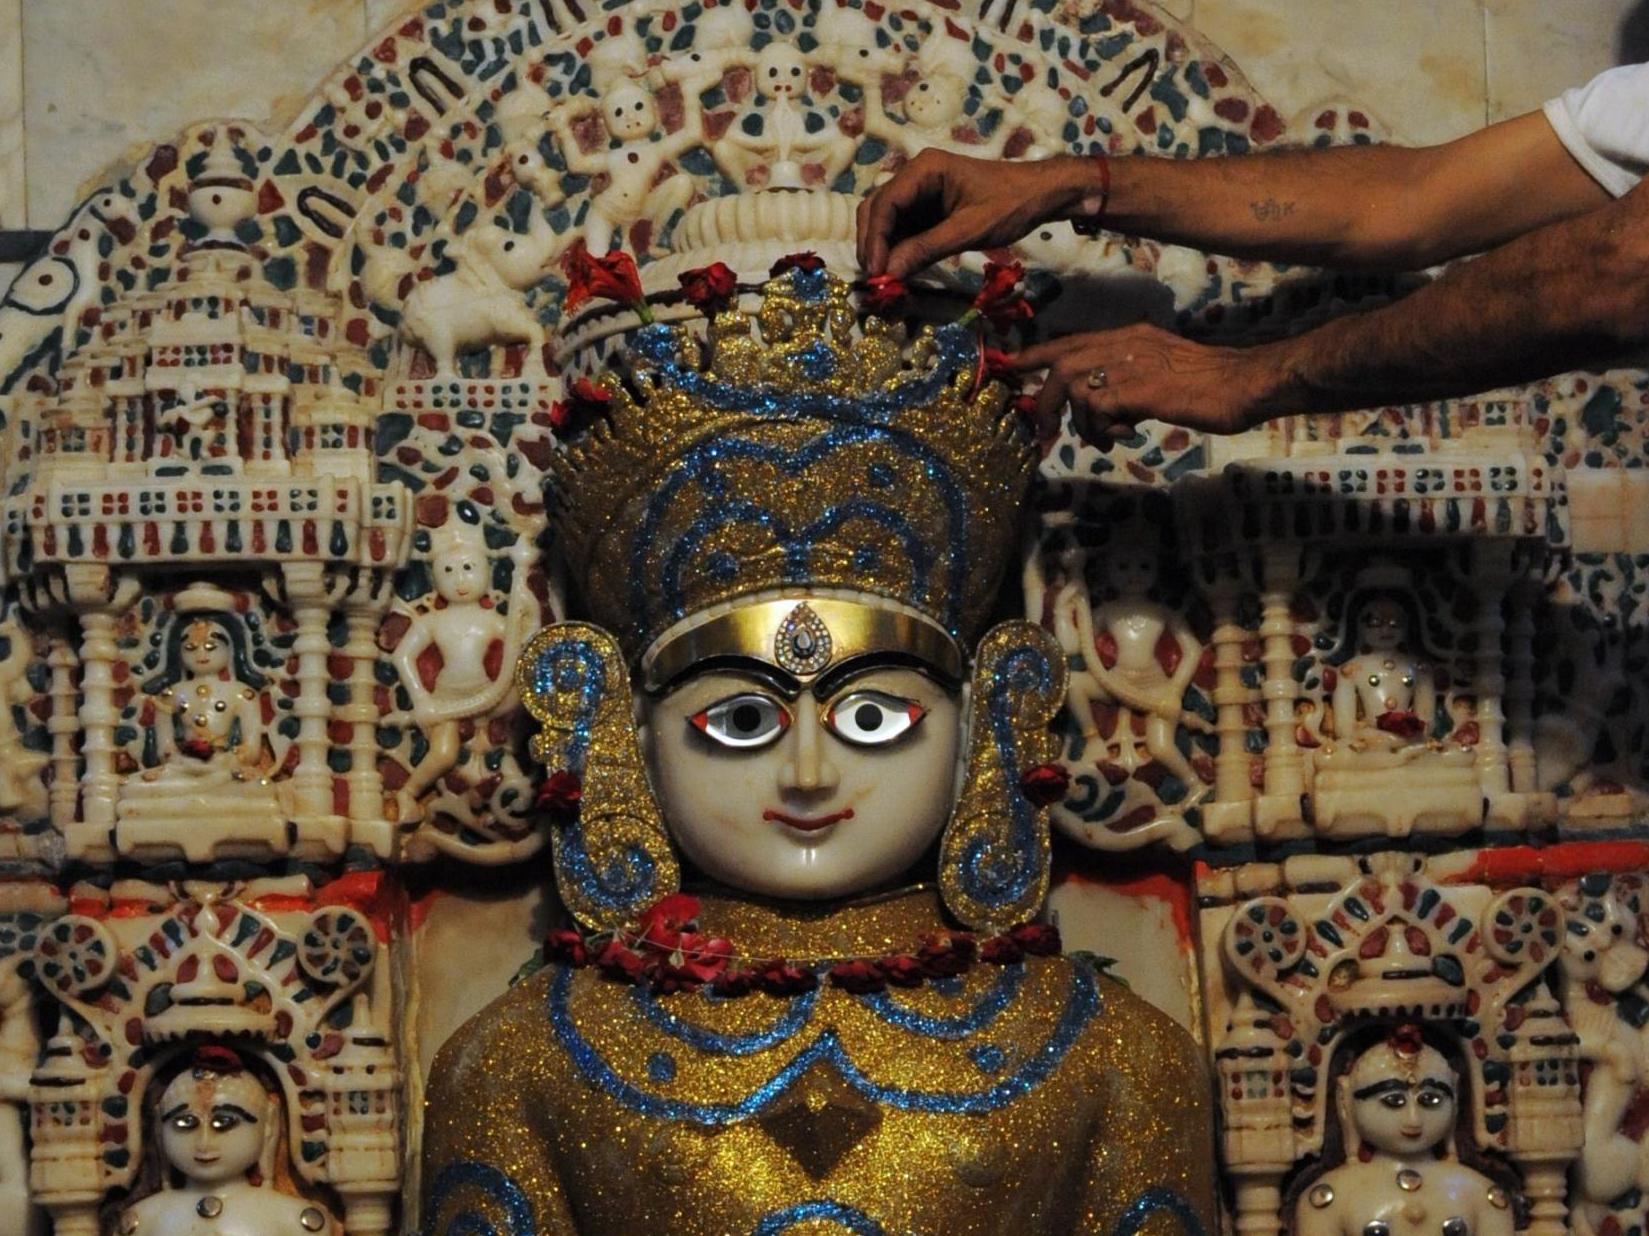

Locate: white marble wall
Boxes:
[0,0,1639,266]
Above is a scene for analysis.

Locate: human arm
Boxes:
[1013,173,1649,439]
[857,110,1608,277]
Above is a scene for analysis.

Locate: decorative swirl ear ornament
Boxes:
[517,622,679,932]
[940,621,1068,932]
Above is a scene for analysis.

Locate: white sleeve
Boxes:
[1544,63,1649,197]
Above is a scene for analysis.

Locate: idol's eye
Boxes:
[689,694,791,749]
[210,1108,246,1133]
[824,690,926,747]
[1378,1092,1407,1110]
[170,1112,201,1132]
[1417,1089,1446,1109]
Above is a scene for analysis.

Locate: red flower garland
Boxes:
[861,273,910,316]
[544,893,1065,997]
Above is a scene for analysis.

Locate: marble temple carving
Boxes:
[0,0,1643,1230]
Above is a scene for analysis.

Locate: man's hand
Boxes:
[857,150,1098,277]
[1010,324,1289,445]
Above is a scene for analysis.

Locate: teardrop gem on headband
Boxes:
[775,602,833,676]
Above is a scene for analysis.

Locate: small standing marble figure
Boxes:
[1297,1026,1514,1236]
[115,1047,337,1235]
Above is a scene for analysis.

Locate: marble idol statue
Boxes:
[420,268,1217,1234]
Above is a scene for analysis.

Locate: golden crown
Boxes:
[550,268,1037,670]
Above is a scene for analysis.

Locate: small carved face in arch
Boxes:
[644,654,962,900]
[1103,543,1157,597]
[1357,595,1409,654]
[757,45,808,99]
[1346,1040,1457,1156]
[602,83,657,141]
[157,1066,272,1185]
[902,73,968,128]
[181,619,233,678]
[433,538,488,605]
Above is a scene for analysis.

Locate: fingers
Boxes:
[1008,337,1084,373]
[858,158,943,275]
[884,211,982,280]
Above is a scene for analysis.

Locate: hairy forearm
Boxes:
[1251,189,1649,417]
[1095,145,1438,268]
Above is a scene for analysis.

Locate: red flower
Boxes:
[678,262,739,312]
[917,931,977,978]
[192,1045,245,1074]
[769,251,825,278]
[966,259,1034,332]
[1376,710,1428,741]
[667,933,734,987]
[550,378,612,436]
[975,258,1025,306]
[980,934,1025,965]
[861,273,910,316]
[981,346,1020,386]
[879,954,926,987]
[1018,762,1071,808]
[828,958,887,994]
[561,242,647,317]
[595,938,647,983]
[545,928,589,966]
[754,958,818,996]
[1007,922,1062,956]
[535,769,583,818]
[180,736,216,761]
[637,892,703,953]
[1388,1023,1425,1058]
[712,967,760,997]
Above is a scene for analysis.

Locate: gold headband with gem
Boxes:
[641,597,966,695]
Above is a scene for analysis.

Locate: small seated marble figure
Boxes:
[115,1047,337,1235]
[423,270,1216,1234]
[1297,1027,1513,1236]
[117,606,285,858]
[149,616,266,782]
[1332,593,1439,753]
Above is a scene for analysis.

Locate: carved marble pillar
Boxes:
[1202,572,1255,841]
[63,568,139,860]
[44,627,78,831]
[1472,544,1515,823]
[1255,544,1305,839]
[343,605,389,845]
[283,564,336,826]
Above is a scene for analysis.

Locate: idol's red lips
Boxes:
[763,808,855,832]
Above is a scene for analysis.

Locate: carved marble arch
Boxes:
[1200,853,1584,1236]
[17,878,399,1235]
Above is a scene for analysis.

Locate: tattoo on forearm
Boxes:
[1249,198,1297,222]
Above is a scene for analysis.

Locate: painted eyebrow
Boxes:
[160,1104,191,1122]
[214,1104,259,1121]
[665,655,803,699]
[813,652,956,699]
[1352,1078,1454,1100]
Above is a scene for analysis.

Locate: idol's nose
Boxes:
[778,703,840,794]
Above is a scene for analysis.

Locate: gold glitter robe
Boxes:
[421,888,1216,1236]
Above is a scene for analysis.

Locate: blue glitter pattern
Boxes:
[547,962,1099,1125]
[751,1200,887,1235]
[958,644,1057,910]
[1112,1187,1209,1236]
[632,982,821,1055]
[629,425,969,645]
[426,1162,536,1236]
[627,319,977,425]
[530,636,659,916]
[858,963,1027,1038]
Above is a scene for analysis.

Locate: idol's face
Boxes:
[157,1068,270,1185]
[181,620,232,677]
[1347,1047,1457,1156]
[642,661,962,899]
[1358,596,1408,653]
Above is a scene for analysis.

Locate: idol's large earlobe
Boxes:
[517,623,679,932]
[940,620,1068,931]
